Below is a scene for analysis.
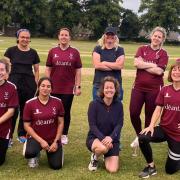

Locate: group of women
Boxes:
[0,26,179,177]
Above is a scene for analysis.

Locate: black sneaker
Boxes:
[88,153,98,171]
[139,165,157,178]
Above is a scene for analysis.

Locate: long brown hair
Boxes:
[168,60,180,82]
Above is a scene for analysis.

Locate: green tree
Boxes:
[81,0,123,39]
[119,9,141,39]
[139,0,180,33]
[45,0,82,37]
[11,0,48,35]
[0,0,13,32]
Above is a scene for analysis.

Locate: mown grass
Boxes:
[0,36,179,69]
[0,37,179,179]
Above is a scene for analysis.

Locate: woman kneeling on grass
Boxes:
[86,76,124,173]
[138,59,180,178]
[23,77,64,169]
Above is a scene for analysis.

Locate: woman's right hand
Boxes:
[140,126,154,136]
[40,139,50,151]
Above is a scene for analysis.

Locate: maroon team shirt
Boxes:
[134,45,168,91]
[46,46,82,94]
[156,85,180,142]
[23,96,65,143]
[0,81,18,139]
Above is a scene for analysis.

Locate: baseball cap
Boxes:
[104,27,117,35]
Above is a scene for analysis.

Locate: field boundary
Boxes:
[40,66,168,77]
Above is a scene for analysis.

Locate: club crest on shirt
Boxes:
[69,53,73,60]
[164,93,171,98]
[34,109,42,114]
[52,107,56,115]
[4,92,9,100]
[53,54,59,58]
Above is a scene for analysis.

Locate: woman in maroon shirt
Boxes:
[23,77,64,169]
[0,59,18,165]
[138,60,180,178]
[45,27,82,145]
[129,27,168,152]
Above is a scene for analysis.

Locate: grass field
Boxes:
[0,37,179,179]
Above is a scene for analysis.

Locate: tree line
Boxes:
[0,0,179,39]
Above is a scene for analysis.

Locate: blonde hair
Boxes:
[97,34,121,50]
[148,26,167,47]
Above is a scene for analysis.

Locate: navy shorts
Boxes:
[86,136,120,158]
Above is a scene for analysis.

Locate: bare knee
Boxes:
[106,166,118,173]
[94,145,108,155]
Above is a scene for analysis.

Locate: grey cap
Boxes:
[104,27,117,35]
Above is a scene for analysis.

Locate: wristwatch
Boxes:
[75,85,81,89]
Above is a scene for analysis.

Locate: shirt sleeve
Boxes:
[8,86,19,108]
[57,100,65,117]
[33,50,40,64]
[110,102,124,141]
[23,102,32,122]
[135,46,143,58]
[155,88,164,106]
[75,50,82,69]
[116,47,125,57]
[46,49,53,67]
[156,50,168,71]
[88,101,105,140]
[93,46,101,54]
[4,48,11,59]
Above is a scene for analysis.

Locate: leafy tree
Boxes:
[0,0,13,32]
[81,0,123,39]
[45,0,82,37]
[139,0,180,33]
[119,9,141,39]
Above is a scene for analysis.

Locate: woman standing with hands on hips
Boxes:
[23,77,64,169]
[45,27,82,145]
[129,27,168,150]
[138,60,180,178]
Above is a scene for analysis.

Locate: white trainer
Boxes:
[130,137,139,157]
[28,157,39,168]
[61,135,68,145]
[88,153,98,171]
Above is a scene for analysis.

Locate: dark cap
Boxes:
[104,27,117,35]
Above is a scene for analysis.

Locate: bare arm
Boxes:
[92,52,111,71]
[140,106,163,136]
[45,66,52,78]
[145,67,164,75]
[102,55,125,70]
[74,68,81,96]
[33,64,39,84]
[134,57,157,69]
[0,108,15,124]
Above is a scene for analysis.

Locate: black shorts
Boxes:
[86,136,119,158]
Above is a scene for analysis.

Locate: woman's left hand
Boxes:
[74,88,81,96]
[101,136,113,146]
[48,142,58,152]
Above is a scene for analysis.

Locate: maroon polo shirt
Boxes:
[134,45,168,92]
[23,96,65,143]
[46,46,82,94]
[0,81,18,139]
[156,85,180,142]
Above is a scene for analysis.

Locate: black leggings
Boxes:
[0,138,9,166]
[24,138,63,170]
[139,126,180,174]
[52,94,74,135]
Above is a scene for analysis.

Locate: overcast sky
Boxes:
[122,0,141,13]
